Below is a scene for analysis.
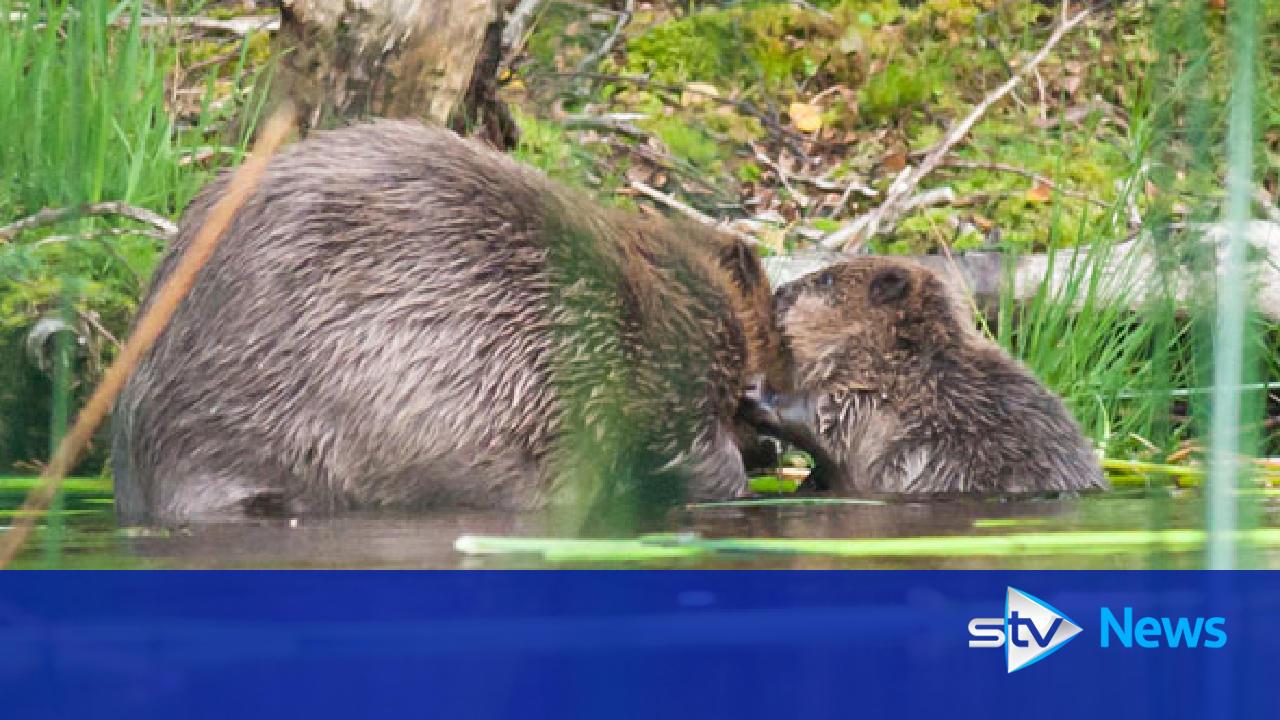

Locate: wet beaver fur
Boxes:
[112,121,784,525]
[762,256,1107,495]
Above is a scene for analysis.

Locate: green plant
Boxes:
[0,0,266,475]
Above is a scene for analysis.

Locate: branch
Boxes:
[77,309,122,350]
[821,5,1091,250]
[503,0,548,53]
[575,0,633,75]
[502,0,549,69]
[627,180,759,247]
[768,221,1280,324]
[0,202,177,242]
[130,15,278,35]
[561,112,648,140]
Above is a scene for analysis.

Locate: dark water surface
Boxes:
[6,482,1280,568]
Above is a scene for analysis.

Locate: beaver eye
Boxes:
[816,272,834,288]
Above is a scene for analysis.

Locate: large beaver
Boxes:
[761,256,1106,494]
[112,121,784,525]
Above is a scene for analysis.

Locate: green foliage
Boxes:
[0,0,266,473]
[623,2,855,91]
[512,108,593,184]
[646,118,724,173]
[998,240,1196,461]
[858,59,945,121]
[0,0,253,324]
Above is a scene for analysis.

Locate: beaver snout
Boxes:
[772,282,803,322]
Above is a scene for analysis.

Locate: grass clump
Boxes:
[0,0,265,474]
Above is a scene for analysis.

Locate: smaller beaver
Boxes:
[759,256,1106,495]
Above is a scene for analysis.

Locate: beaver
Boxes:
[112,120,785,525]
[759,256,1106,495]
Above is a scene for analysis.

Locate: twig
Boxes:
[128,15,277,35]
[31,227,169,246]
[503,0,548,53]
[562,112,647,140]
[940,158,1111,209]
[821,5,1091,250]
[575,0,633,75]
[501,0,549,70]
[1033,68,1047,123]
[627,180,758,247]
[76,309,121,350]
[0,202,177,241]
[0,107,296,569]
[1034,96,1128,133]
[749,142,809,208]
[183,51,240,75]
[792,172,876,198]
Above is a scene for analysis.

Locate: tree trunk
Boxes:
[269,0,516,148]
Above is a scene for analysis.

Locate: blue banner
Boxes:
[2,572,1276,719]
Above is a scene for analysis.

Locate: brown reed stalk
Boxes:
[0,106,296,569]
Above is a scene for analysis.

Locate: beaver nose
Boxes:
[772,282,801,321]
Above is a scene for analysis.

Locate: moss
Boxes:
[623,3,852,92]
[859,59,946,121]
[511,109,595,188]
[645,118,724,174]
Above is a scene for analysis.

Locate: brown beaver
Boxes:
[759,256,1106,495]
[112,120,785,525]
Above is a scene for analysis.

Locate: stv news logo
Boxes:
[967,586,1229,673]
[967,587,1083,673]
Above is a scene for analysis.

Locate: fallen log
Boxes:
[762,221,1280,323]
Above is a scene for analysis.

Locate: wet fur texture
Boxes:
[770,257,1106,495]
[112,121,783,524]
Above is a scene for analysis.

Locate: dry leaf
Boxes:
[881,152,907,173]
[972,214,994,231]
[789,102,823,133]
[1026,181,1053,204]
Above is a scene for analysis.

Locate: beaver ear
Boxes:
[868,267,910,305]
[718,238,763,289]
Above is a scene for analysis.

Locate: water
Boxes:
[5,481,1279,569]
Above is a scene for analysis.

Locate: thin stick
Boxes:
[76,309,122,350]
[821,5,1091,250]
[501,0,549,69]
[575,0,633,75]
[0,107,296,569]
[626,180,759,247]
[0,202,178,241]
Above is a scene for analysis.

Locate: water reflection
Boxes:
[7,487,1274,569]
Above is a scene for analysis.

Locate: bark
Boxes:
[268,0,516,147]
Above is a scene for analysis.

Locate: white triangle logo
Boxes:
[1005,587,1082,673]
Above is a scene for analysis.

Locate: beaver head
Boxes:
[772,257,976,395]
